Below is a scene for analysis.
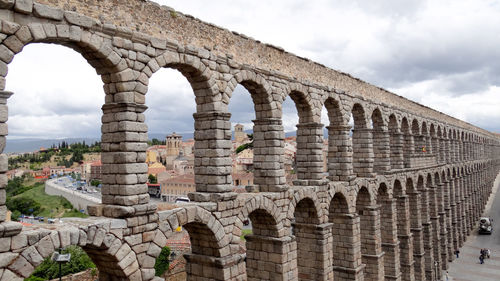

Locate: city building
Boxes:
[160,174,195,202]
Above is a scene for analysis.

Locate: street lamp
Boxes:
[51,248,71,281]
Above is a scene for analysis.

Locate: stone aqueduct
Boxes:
[0,0,499,280]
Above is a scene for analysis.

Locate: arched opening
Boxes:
[351,103,373,177]
[407,177,424,281]
[437,126,445,164]
[411,119,422,154]
[3,41,110,277]
[421,122,429,153]
[401,118,412,168]
[431,172,446,272]
[388,114,403,170]
[230,78,284,192]
[286,90,322,182]
[244,207,295,279]
[451,130,458,162]
[324,97,351,181]
[460,131,465,161]
[406,176,427,279]
[371,108,389,173]
[146,67,196,205]
[429,123,438,162]
[153,208,236,280]
[450,167,459,252]
[293,197,324,281]
[393,179,414,280]
[356,186,384,280]
[27,245,97,280]
[8,226,135,280]
[377,183,400,279]
[229,84,256,191]
[329,192,363,280]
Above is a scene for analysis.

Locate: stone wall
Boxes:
[45,179,101,214]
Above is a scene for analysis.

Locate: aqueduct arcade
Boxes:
[0,0,499,280]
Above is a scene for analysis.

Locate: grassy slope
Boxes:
[11,183,88,218]
[240,229,252,241]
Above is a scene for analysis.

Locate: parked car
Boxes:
[175,197,190,204]
[479,217,493,234]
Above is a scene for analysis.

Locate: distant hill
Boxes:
[5,137,101,154]
[5,129,329,154]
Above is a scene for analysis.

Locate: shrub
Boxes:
[6,197,41,215]
[28,246,95,280]
[154,246,171,276]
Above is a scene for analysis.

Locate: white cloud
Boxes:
[4,0,500,140]
[6,44,103,139]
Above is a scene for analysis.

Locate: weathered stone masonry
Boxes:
[0,0,499,280]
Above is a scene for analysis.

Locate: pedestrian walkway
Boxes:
[445,173,500,281]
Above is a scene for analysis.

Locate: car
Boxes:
[479,217,493,234]
[175,197,190,204]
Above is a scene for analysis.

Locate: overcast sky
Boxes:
[5,0,500,141]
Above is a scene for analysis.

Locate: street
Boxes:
[445,172,500,281]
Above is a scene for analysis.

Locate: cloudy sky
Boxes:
[5,0,500,141]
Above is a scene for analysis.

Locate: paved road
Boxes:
[445,172,500,281]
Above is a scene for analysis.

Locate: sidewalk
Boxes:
[444,173,500,281]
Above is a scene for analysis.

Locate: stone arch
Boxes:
[237,195,283,238]
[148,49,220,110]
[411,118,420,135]
[401,117,413,167]
[328,190,364,279]
[392,178,405,197]
[5,225,138,280]
[324,96,352,181]
[412,118,424,153]
[328,190,351,218]
[157,206,229,257]
[0,22,124,89]
[371,107,390,173]
[356,185,384,280]
[285,84,315,124]
[351,102,369,129]
[388,113,403,170]
[324,95,345,126]
[152,206,239,280]
[326,186,354,214]
[421,121,431,153]
[290,188,328,280]
[232,70,285,192]
[376,181,400,280]
[351,102,374,177]
[370,107,386,130]
[233,70,276,119]
[238,195,294,279]
[287,188,324,224]
[421,121,428,136]
[286,85,324,181]
[394,177,416,280]
[355,186,373,210]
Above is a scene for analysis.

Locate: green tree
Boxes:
[6,197,41,216]
[90,179,101,187]
[148,174,158,184]
[235,134,254,154]
[154,246,171,276]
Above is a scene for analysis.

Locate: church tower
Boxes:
[234,124,246,143]
[166,132,182,157]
